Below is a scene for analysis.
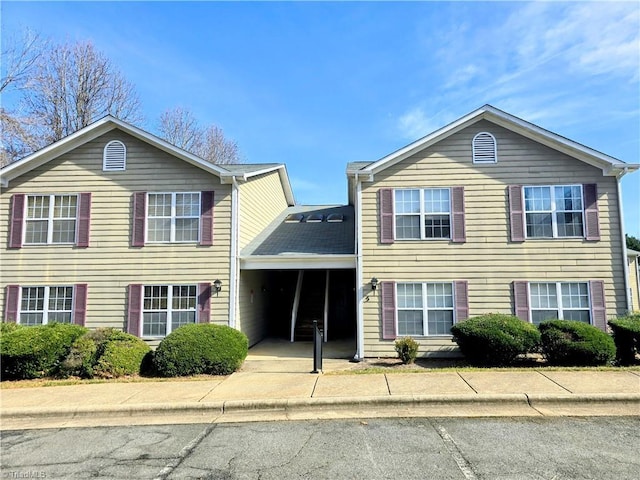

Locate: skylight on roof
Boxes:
[327,213,344,223]
[306,213,324,223]
[284,213,304,223]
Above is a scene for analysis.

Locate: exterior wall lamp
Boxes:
[213,279,222,295]
[370,277,378,293]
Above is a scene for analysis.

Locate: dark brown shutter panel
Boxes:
[583,184,600,241]
[509,185,525,242]
[513,281,530,322]
[589,280,606,331]
[454,281,469,322]
[379,188,394,244]
[4,285,20,323]
[9,194,25,249]
[198,283,212,323]
[381,281,397,340]
[132,192,146,247]
[200,191,214,246]
[451,186,466,243]
[76,193,91,248]
[73,284,88,326]
[127,284,143,336]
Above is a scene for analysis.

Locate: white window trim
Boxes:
[146,192,201,244]
[24,194,78,245]
[19,285,74,325]
[393,188,452,241]
[103,140,127,171]
[395,281,456,337]
[141,284,197,338]
[472,132,497,164]
[528,281,592,324]
[523,185,584,239]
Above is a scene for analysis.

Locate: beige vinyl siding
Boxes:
[361,120,625,357]
[1,129,233,332]
[236,270,269,346]
[238,170,289,250]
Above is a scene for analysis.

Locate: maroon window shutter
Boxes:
[9,194,25,249]
[132,192,146,247]
[200,191,214,246]
[76,193,91,248]
[379,188,394,244]
[198,282,212,323]
[454,281,469,322]
[589,280,606,331]
[127,284,143,336]
[509,185,525,242]
[451,186,466,243]
[513,281,530,322]
[73,284,88,326]
[4,285,20,323]
[583,184,600,241]
[381,281,397,340]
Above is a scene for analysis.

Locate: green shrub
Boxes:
[58,328,150,379]
[0,322,22,336]
[0,323,87,380]
[395,337,419,364]
[153,324,248,377]
[539,320,615,366]
[608,314,640,365]
[450,313,541,366]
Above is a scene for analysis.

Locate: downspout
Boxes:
[354,174,365,361]
[616,169,632,313]
[229,176,240,328]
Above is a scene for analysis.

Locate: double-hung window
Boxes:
[20,286,74,325]
[25,194,78,244]
[524,185,584,238]
[529,282,590,324]
[397,282,454,336]
[395,188,451,240]
[142,285,197,337]
[147,192,200,243]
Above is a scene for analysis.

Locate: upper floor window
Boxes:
[395,188,451,240]
[472,132,497,164]
[524,185,583,238]
[25,194,78,244]
[147,192,201,243]
[103,140,126,171]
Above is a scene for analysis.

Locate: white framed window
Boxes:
[142,285,197,337]
[472,132,497,164]
[396,282,455,336]
[24,194,78,244]
[20,286,74,325]
[103,140,126,171]
[394,188,451,240]
[147,192,200,243]
[529,282,591,325]
[524,185,584,238]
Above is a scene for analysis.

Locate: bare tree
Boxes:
[158,107,240,164]
[1,30,45,94]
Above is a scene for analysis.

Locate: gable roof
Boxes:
[347,105,639,179]
[0,116,295,204]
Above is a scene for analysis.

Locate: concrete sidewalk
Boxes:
[1,365,639,430]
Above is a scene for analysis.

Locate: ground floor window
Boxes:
[529,282,590,324]
[20,286,74,325]
[397,282,454,336]
[142,285,197,337]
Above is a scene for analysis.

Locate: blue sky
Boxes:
[2,1,639,236]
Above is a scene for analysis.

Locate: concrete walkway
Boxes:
[2,349,639,430]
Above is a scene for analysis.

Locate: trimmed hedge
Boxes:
[153,323,248,377]
[608,314,640,365]
[58,328,151,378]
[0,323,87,380]
[395,337,419,364]
[539,320,615,366]
[450,313,541,366]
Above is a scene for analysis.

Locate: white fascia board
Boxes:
[240,255,356,270]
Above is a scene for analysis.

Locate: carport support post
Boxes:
[312,320,323,374]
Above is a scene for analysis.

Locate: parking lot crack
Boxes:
[152,423,217,480]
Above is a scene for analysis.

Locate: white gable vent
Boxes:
[103,140,127,171]
[472,132,497,164]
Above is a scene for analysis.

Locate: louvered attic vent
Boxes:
[472,132,497,164]
[103,140,127,171]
